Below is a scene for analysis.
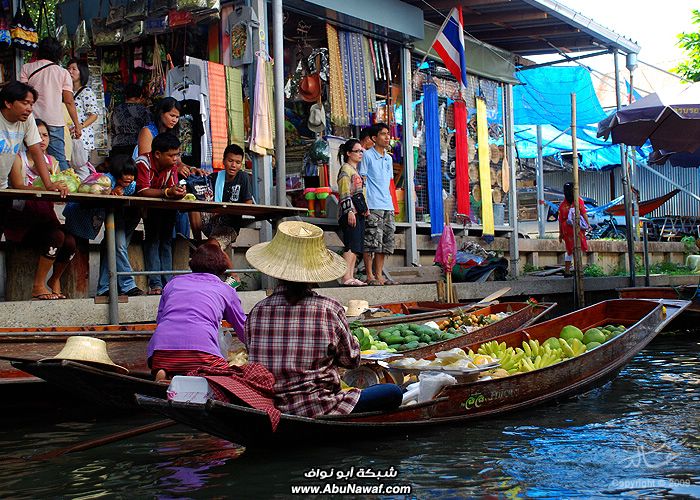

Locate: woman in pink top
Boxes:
[148,242,246,381]
[19,37,82,171]
[5,118,76,300]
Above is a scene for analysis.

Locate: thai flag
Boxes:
[432,7,468,93]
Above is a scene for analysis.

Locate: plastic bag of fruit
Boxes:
[77,172,113,195]
[32,168,81,193]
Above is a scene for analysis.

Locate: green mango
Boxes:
[385,335,404,345]
[404,335,420,343]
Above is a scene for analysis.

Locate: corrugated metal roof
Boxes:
[405,0,640,56]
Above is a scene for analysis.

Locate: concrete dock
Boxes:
[1,274,697,328]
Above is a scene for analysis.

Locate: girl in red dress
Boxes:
[558,182,590,277]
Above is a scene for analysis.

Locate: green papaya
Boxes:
[408,324,421,332]
[385,335,404,345]
[420,334,432,343]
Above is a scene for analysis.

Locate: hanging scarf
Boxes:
[214,170,225,202]
[362,36,376,110]
[454,100,470,218]
[339,31,370,126]
[476,97,494,241]
[326,24,348,127]
[208,61,228,170]
[424,83,444,236]
[249,53,273,155]
[225,66,245,147]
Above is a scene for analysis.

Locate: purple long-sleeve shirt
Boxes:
[147,273,246,360]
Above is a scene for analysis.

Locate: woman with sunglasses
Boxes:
[336,138,369,286]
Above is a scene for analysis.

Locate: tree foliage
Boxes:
[674,9,700,82]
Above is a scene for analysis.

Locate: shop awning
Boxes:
[284,0,424,42]
[404,0,640,57]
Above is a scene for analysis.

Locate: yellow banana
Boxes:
[569,338,587,356]
[522,341,532,358]
[558,338,575,358]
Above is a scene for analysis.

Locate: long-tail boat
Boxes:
[5,302,555,413]
[133,299,688,448]
[618,286,699,321]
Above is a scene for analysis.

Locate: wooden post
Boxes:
[571,93,585,308]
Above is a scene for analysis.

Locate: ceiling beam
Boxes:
[497,37,596,54]
[477,26,580,41]
[463,10,548,25]
[428,0,512,9]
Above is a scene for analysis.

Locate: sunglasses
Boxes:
[350,149,364,153]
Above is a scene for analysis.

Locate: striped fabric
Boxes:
[362,37,376,108]
[339,31,371,126]
[225,66,245,147]
[149,349,229,376]
[326,23,348,127]
[207,61,228,170]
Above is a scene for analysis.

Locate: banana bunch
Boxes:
[533,346,562,369]
[496,347,525,374]
[521,339,544,358]
[478,341,507,357]
[569,338,587,356]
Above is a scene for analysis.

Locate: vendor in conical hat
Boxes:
[244,221,403,417]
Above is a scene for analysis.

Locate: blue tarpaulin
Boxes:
[513,66,607,128]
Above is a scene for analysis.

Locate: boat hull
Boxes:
[136,299,688,447]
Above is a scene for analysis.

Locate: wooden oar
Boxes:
[31,419,176,460]
[455,286,512,313]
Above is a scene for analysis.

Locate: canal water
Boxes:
[0,330,697,499]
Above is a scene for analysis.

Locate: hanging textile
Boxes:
[454,100,470,218]
[208,62,228,170]
[265,60,276,143]
[424,83,444,236]
[221,4,234,65]
[361,37,376,109]
[187,57,212,170]
[249,54,273,155]
[225,66,244,147]
[338,31,370,126]
[476,97,494,240]
[326,24,347,126]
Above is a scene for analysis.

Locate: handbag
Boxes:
[144,15,168,35]
[91,17,123,46]
[351,192,368,215]
[124,0,148,22]
[10,1,38,51]
[168,9,193,28]
[122,20,144,42]
[106,5,126,27]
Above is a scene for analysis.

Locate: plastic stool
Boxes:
[315,187,332,217]
[304,188,318,217]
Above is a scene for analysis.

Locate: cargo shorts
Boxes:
[364,209,395,254]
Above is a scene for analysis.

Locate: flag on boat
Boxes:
[432,7,468,95]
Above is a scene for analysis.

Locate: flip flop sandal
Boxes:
[367,279,383,286]
[342,278,367,286]
[383,279,398,285]
[148,288,163,295]
[32,293,60,300]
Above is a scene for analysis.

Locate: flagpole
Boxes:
[416,7,455,72]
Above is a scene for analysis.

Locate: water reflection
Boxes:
[0,333,697,498]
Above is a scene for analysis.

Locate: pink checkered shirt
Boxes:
[244,287,361,417]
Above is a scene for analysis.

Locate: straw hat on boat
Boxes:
[44,336,128,374]
[346,299,370,317]
[246,221,347,283]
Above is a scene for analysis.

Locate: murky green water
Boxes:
[0,331,698,499]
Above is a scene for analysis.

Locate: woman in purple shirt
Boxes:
[148,242,246,380]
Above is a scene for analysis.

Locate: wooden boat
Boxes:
[618,286,700,322]
[0,324,156,384]
[5,302,554,414]
[606,189,679,217]
[135,299,688,448]
[376,302,556,361]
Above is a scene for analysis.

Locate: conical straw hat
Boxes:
[246,221,347,283]
[346,299,369,316]
[43,336,128,374]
